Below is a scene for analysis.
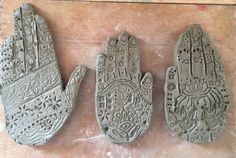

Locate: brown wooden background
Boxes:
[84,0,236,4]
[0,0,235,158]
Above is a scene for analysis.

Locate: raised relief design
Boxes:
[95,32,153,144]
[164,24,229,143]
[0,3,87,145]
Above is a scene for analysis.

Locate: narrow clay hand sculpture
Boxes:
[95,32,153,144]
[164,24,229,143]
[0,3,86,145]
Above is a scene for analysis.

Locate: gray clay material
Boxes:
[95,32,153,144]
[0,3,86,145]
[164,24,229,143]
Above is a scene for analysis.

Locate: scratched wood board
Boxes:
[81,0,236,4]
[0,1,235,158]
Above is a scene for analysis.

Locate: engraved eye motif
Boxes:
[96,32,153,144]
[164,24,229,143]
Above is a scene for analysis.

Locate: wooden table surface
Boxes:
[85,0,236,4]
[0,1,235,158]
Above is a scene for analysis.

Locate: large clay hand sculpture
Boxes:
[0,4,86,145]
[164,24,229,143]
[96,32,153,144]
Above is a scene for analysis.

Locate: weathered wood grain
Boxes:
[0,1,235,158]
[82,0,236,5]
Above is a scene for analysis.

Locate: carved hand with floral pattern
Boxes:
[164,24,229,143]
[0,3,86,145]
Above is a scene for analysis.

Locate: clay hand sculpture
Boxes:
[0,3,86,145]
[164,24,229,143]
[95,32,153,144]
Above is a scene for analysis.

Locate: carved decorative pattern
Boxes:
[96,32,153,144]
[164,24,229,143]
[0,3,87,145]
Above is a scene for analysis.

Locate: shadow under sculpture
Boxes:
[95,32,153,144]
[0,3,86,145]
[164,24,229,143]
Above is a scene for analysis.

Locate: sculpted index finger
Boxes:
[35,14,56,66]
[105,38,117,55]
[13,6,25,76]
[201,28,220,85]
[174,27,192,84]
[188,24,207,80]
[21,4,39,72]
[128,35,141,81]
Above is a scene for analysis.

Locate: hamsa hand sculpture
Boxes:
[95,32,153,144]
[0,4,86,145]
[164,24,229,143]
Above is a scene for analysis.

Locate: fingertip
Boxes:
[68,65,87,84]
[140,72,153,91]
[97,53,106,69]
[22,3,34,13]
[77,65,87,79]
[5,36,13,43]
[13,8,21,17]
[105,37,117,54]
[167,66,177,73]
[142,72,153,85]
[97,53,106,61]
[35,15,46,24]
[107,37,117,47]
[191,24,202,30]
[165,66,179,85]
[145,72,152,79]
[81,65,87,75]
[97,53,105,58]
[129,36,138,46]
[119,31,129,42]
